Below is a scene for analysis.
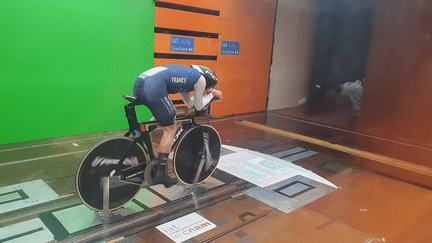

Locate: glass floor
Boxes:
[1,111,432,243]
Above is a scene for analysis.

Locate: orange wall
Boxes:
[155,7,219,33]
[213,0,276,116]
[153,0,276,116]
[156,0,220,11]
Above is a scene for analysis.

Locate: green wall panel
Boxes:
[0,0,154,144]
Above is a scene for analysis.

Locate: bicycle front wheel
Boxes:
[75,136,147,211]
[173,124,221,185]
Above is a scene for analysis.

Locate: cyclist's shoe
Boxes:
[153,173,178,188]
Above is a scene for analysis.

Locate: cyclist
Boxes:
[133,64,222,188]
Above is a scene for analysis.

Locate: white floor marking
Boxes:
[0,150,87,167]
[219,145,338,188]
[0,179,60,214]
[0,218,54,243]
[0,134,122,152]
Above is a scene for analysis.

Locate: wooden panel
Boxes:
[248,98,267,113]
[217,40,273,63]
[211,79,269,117]
[153,0,276,116]
[211,101,241,116]
[154,59,217,71]
[155,7,219,33]
[220,0,276,21]
[216,81,268,103]
[156,0,220,11]
[217,62,270,83]
[169,93,182,101]
[211,98,267,116]
[218,18,274,45]
[213,0,276,116]
[154,33,218,55]
[166,81,268,114]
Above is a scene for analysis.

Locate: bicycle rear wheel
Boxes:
[173,124,221,185]
[75,136,147,211]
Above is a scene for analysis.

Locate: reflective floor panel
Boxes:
[1,112,432,242]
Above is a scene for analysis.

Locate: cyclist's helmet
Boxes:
[191,65,218,91]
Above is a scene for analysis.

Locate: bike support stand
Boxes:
[190,154,207,193]
[100,177,122,224]
[103,177,110,219]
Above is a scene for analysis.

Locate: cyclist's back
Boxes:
[134,64,201,98]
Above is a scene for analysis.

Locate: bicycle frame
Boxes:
[113,101,202,180]
[75,95,220,213]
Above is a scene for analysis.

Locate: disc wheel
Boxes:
[173,125,221,185]
[75,136,147,211]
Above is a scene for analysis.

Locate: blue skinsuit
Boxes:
[133,64,202,126]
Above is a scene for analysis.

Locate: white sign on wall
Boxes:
[156,213,216,242]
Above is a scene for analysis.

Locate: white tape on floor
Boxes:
[0,179,60,214]
[0,218,54,243]
[218,145,337,188]
[245,175,337,214]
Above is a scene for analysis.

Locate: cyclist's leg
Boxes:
[145,95,178,188]
[153,124,178,187]
[134,76,178,187]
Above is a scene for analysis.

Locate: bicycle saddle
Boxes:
[122,95,137,102]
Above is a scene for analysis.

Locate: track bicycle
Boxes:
[75,95,222,212]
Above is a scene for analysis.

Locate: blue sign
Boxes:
[170,36,194,53]
[221,41,239,55]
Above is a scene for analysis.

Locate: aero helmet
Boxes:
[191,65,218,91]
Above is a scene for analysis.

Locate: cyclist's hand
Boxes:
[213,90,222,100]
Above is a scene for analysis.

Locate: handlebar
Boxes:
[194,97,222,119]
[201,96,220,112]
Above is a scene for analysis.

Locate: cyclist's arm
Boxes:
[179,92,193,108]
[179,76,206,110]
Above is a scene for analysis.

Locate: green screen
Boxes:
[0,0,154,144]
